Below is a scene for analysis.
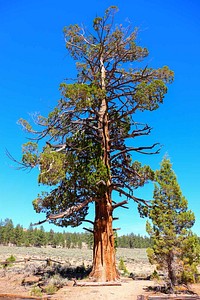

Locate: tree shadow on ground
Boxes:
[35,263,92,280]
[144,284,197,295]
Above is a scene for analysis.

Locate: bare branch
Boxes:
[82,219,94,225]
[112,186,150,206]
[110,143,160,161]
[110,125,152,143]
[112,200,128,210]
[83,227,94,234]
[32,219,47,226]
[33,198,94,225]
[6,149,35,171]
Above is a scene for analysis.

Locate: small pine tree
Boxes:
[146,157,200,291]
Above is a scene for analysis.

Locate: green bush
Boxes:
[45,284,58,295]
[3,255,16,268]
[118,257,129,275]
[150,270,160,280]
[181,263,200,284]
[30,286,42,297]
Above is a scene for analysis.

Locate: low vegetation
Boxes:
[0,246,153,297]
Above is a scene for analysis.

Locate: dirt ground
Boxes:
[0,275,159,299]
[0,274,200,300]
[1,246,200,299]
[52,279,156,300]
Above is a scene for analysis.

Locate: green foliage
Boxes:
[0,218,15,245]
[180,233,200,283]
[85,232,93,249]
[3,254,16,269]
[150,270,160,280]
[134,79,167,111]
[14,224,24,246]
[33,226,47,247]
[118,233,152,248]
[146,157,200,288]
[114,231,118,250]
[18,118,33,132]
[60,83,105,109]
[0,218,153,249]
[30,286,43,297]
[118,257,129,275]
[45,284,58,295]
[38,151,66,185]
[146,247,156,265]
[22,142,38,168]
[6,254,16,263]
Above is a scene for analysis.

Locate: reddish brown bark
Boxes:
[89,55,119,281]
[89,196,119,281]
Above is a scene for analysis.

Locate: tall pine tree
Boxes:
[146,157,200,291]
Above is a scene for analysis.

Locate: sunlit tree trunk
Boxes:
[89,198,119,281]
[89,56,119,281]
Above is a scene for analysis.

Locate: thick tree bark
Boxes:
[89,55,119,281]
[89,197,119,281]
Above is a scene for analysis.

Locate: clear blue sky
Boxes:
[1,0,200,236]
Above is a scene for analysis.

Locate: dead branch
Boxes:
[110,143,160,161]
[113,186,150,206]
[33,198,94,225]
[112,200,128,210]
[82,219,94,225]
[109,125,152,142]
[5,149,35,171]
[0,257,64,266]
[83,227,94,234]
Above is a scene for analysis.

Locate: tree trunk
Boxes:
[167,251,177,290]
[89,197,119,281]
[89,54,119,281]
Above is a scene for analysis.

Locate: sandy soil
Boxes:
[0,274,200,300]
[51,279,155,300]
[55,281,200,300]
[0,274,156,300]
[1,246,200,299]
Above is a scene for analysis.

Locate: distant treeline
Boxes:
[0,218,152,249]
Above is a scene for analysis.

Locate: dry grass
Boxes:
[0,245,148,261]
[0,245,154,277]
[1,246,200,299]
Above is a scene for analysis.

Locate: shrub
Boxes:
[45,284,58,295]
[118,257,129,275]
[150,270,160,280]
[30,286,42,297]
[3,255,16,269]
[48,274,68,288]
